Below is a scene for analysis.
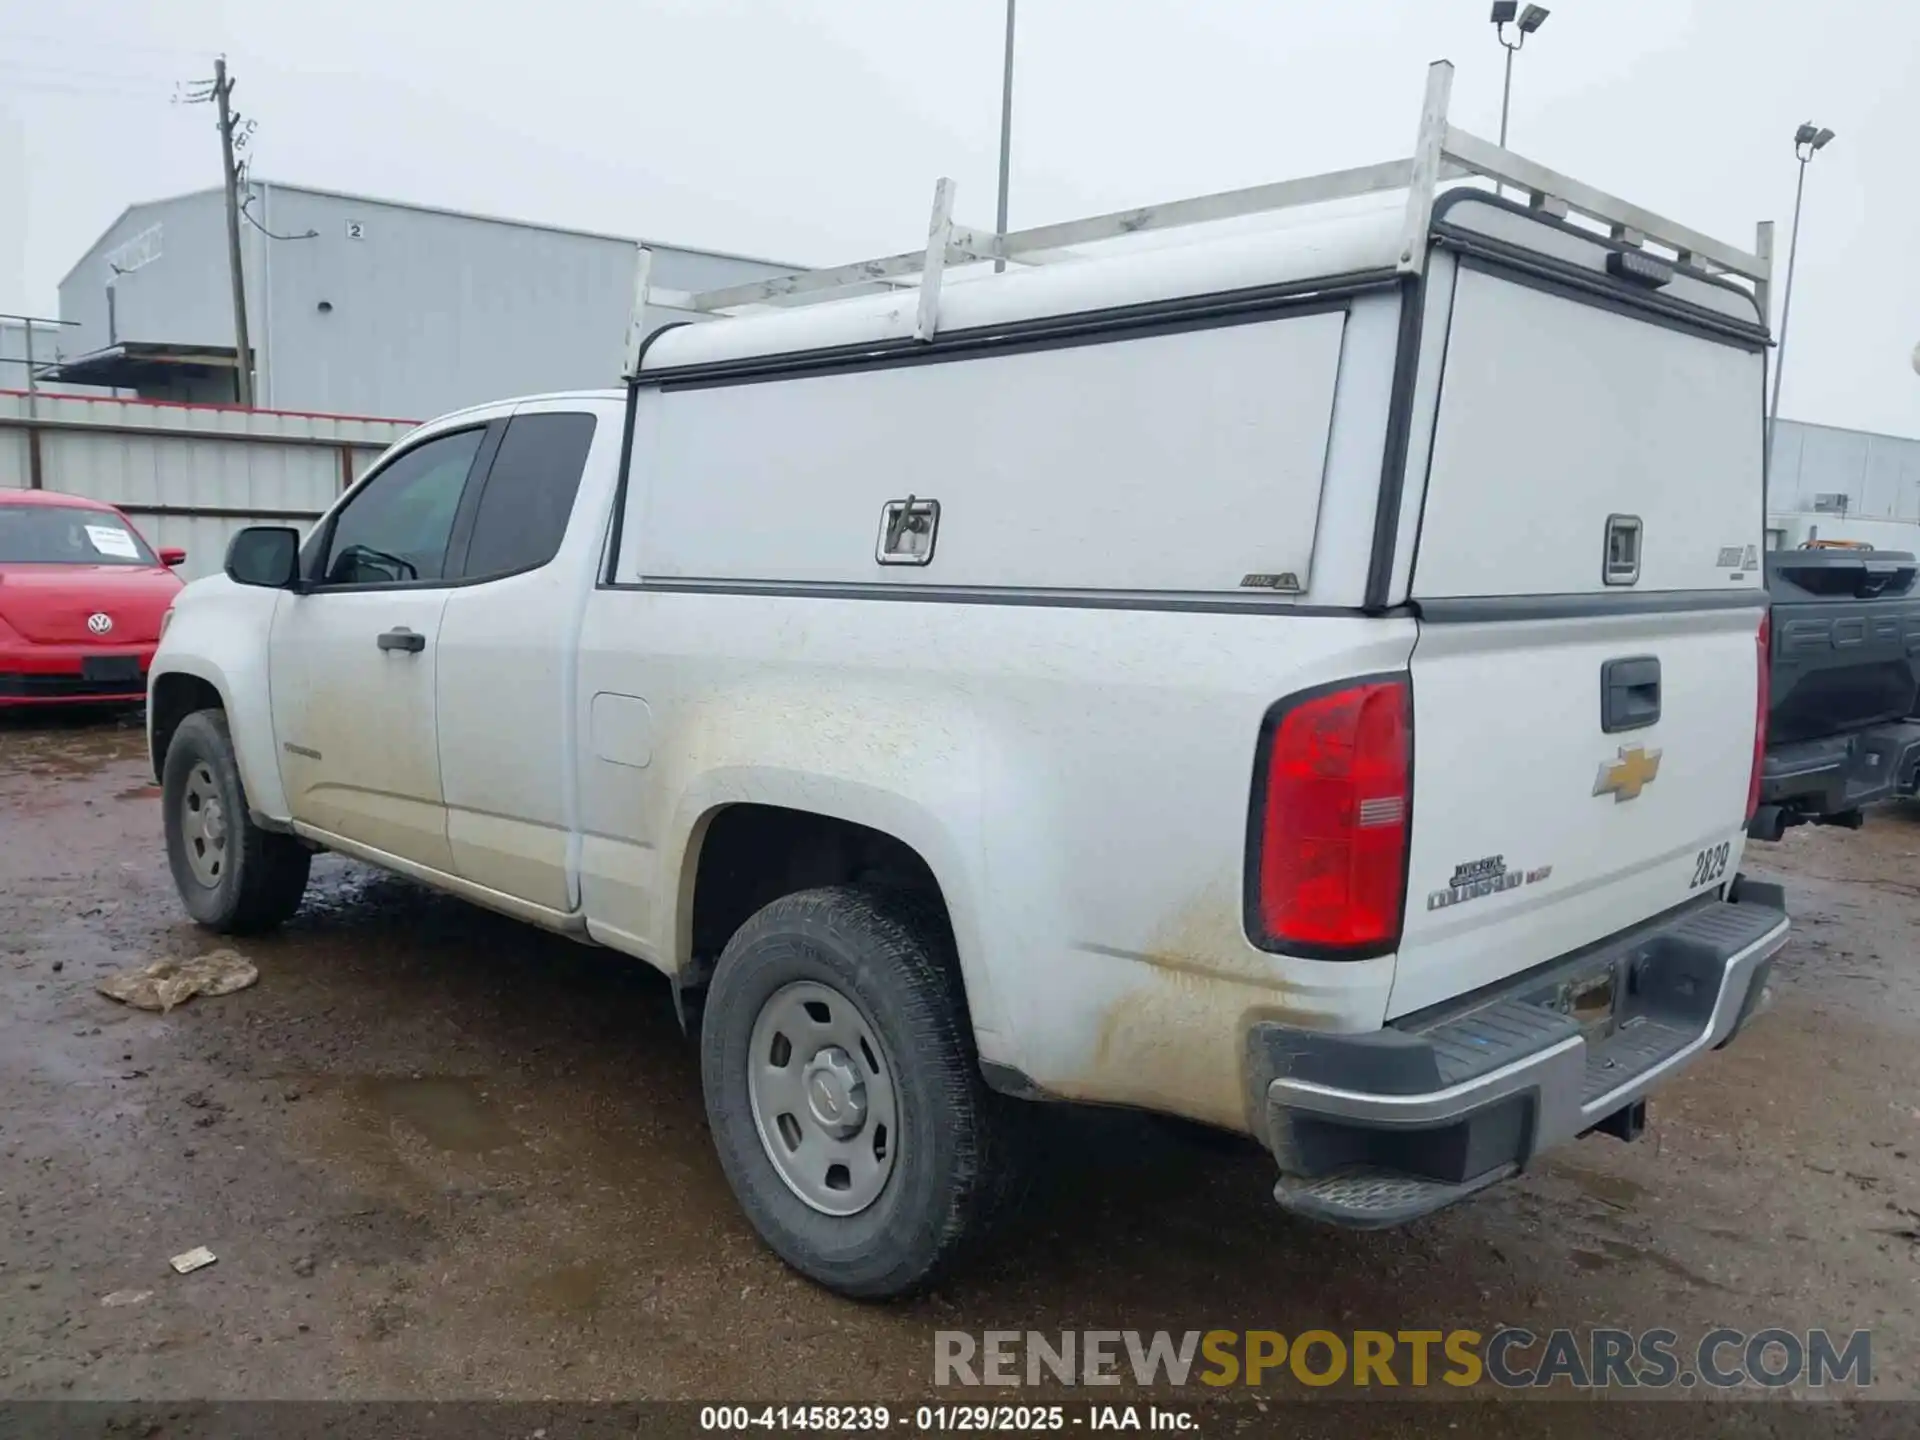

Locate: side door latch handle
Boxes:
[1601,655,1660,733]
[377,627,426,654]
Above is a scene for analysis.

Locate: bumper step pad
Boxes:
[1274,1164,1516,1229]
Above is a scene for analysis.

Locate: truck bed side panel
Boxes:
[576,591,1414,1133]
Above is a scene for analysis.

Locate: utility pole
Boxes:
[1499,41,1515,147]
[1489,4,1550,149]
[1768,121,1836,469]
[213,57,254,407]
[994,0,1016,273]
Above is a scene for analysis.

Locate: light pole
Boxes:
[1768,121,1836,466]
[994,0,1017,272]
[1490,3,1549,148]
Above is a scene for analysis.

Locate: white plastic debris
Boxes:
[101,1289,153,1307]
[169,1247,217,1275]
[99,951,258,1013]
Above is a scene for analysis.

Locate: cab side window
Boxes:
[457,413,598,581]
[321,427,485,586]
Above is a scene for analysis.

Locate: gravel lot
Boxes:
[2,711,1915,1431]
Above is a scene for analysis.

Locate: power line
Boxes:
[0,26,224,65]
[0,60,178,86]
[0,70,176,102]
[181,54,255,407]
[239,188,318,243]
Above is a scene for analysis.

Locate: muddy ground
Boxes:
[2,712,1916,1430]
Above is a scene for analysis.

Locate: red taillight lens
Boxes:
[1251,677,1412,954]
[1748,612,1770,821]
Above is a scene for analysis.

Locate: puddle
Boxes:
[1568,1237,1725,1291]
[346,1076,517,1153]
[1551,1163,1648,1210]
[0,718,147,780]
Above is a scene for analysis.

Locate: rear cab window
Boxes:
[456,413,597,581]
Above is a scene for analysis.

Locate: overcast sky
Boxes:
[3,0,1915,434]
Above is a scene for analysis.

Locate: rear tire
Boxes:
[162,708,310,934]
[700,885,1015,1298]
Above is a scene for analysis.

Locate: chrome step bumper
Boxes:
[1255,883,1790,1228]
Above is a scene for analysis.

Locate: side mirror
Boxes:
[159,547,188,568]
[224,526,302,589]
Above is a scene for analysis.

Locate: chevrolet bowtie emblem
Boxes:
[1593,745,1662,803]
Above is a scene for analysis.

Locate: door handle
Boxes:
[377,627,426,654]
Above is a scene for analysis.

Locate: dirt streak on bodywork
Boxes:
[1057,884,1317,1134]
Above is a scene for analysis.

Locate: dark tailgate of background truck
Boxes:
[1751,548,1920,840]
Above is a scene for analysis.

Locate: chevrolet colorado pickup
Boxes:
[147,64,1789,1297]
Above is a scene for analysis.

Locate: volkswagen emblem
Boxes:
[87,613,114,636]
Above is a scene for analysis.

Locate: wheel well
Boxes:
[149,673,223,782]
[683,804,951,1015]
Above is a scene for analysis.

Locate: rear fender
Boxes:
[659,690,1004,1047]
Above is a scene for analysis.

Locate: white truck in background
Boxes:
[148,63,1788,1298]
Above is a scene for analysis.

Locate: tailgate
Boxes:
[1766,549,1920,743]
[1393,607,1762,1015]
[1389,225,1767,1018]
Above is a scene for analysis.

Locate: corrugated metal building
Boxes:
[1770,418,1920,549]
[46,181,800,419]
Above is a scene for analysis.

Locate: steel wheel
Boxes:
[178,762,229,889]
[747,979,899,1216]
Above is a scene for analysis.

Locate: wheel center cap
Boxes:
[801,1046,868,1140]
[203,800,226,843]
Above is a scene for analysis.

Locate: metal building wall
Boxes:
[58,183,799,420]
[57,190,260,367]
[0,320,85,393]
[1772,419,1920,523]
[0,391,413,580]
[252,185,795,418]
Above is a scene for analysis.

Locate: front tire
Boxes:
[162,708,311,933]
[700,886,1012,1298]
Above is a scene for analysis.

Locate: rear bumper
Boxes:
[1749,720,1920,838]
[1254,881,1789,1228]
[0,641,156,706]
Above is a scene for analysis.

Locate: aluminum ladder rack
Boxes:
[625,58,1772,371]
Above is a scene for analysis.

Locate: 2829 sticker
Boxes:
[1690,841,1731,889]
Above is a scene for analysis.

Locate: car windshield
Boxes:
[0,506,157,566]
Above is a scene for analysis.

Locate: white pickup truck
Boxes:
[149,64,1789,1298]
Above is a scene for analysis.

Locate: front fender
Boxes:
[148,577,288,822]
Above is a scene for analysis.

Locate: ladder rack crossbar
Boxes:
[623,60,1771,371]
[1438,125,1765,280]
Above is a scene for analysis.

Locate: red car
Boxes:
[0,491,187,707]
